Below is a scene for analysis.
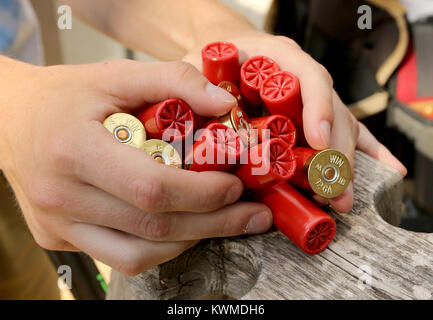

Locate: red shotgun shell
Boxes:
[250,114,297,149]
[185,123,244,172]
[256,182,337,254]
[240,56,280,106]
[195,115,213,130]
[137,98,195,142]
[289,147,352,198]
[206,104,258,148]
[234,138,296,189]
[260,71,306,144]
[202,41,239,85]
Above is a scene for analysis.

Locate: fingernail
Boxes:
[205,82,237,105]
[319,120,331,148]
[244,211,272,234]
[224,182,243,205]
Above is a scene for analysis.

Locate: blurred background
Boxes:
[29,0,433,299]
[32,0,273,64]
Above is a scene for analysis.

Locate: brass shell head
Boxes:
[307,149,352,198]
[103,113,147,149]
[140,139,182,168]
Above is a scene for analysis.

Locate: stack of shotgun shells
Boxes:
[103,41,352,255]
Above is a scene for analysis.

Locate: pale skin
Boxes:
[0,0,406,275]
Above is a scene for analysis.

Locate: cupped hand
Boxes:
[0,58,272,275]
[184,31,407,213]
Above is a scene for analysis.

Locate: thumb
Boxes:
[96,59,237,117]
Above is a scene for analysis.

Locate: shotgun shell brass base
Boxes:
[307,149,351,198]
[141,139,182,168]
[103,113,147,149]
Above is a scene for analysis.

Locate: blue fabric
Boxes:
[0,0,21,53]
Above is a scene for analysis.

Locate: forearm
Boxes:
[61,0,255,60]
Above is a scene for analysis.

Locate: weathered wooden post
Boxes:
[108,152,433,300]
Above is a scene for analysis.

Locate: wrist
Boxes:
[0,56,38,165]
[191,22,257,54]
[0,55,35,76]
[184,0,257,51]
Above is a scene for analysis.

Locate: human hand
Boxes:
[184,31,407,213]
[0,57,273,275]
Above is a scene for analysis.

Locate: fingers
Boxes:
[75,122,243,213]
[96,60,237,117]
[262,43,334,150]
[357,122,407,176]
[323,92,359,213]
[298,58,334,150]
[328,92,359,169]
[60,183,272,241]
[186,36,335,148]
[64,222,197,275]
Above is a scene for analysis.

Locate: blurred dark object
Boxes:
[387,17,433,220]
[414,149,433,215]
[265,0,406,119]
[362,111,415,178]
[46,251,106,300]
[401,193,433,232]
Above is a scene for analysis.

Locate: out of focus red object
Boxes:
[137,98,195,142]
[240,56,280,106]
[396,41,433,120]
[202,41,239,85]
[256,182,336,254]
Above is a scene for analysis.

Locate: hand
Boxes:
[0,58,273,275]
[184,31,407,213]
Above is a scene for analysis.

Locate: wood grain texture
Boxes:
[107,151,433,300]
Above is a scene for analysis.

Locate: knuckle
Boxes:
[316,63,334,87]
[353,119,361,140]
[172,61,199,84]
[276,35,301,49]
[34,232,68,251]
[137,213,172,241]
[46,135,78,173]
[197,182,226,210]
[197,185,215,208]
[28,181,67,211]
[132,179,164,212]
[218,213,235,237]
